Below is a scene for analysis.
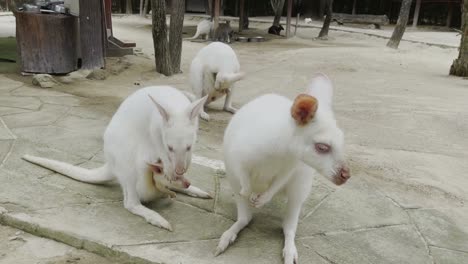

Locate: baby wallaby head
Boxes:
[148,160,190,189]
[148,94,208,186]
[290,73,350,186]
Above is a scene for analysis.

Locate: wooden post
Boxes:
[412,0,421,27]
[286,0,292,38]
[239,0,244,32]
[79,0,105,69]
[446,2,453,27]
[214,0,220,31]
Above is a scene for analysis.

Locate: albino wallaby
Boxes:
[214,74,351,264]
[22,86,211,231]
[187,42,245,121]
[187,19,213,40]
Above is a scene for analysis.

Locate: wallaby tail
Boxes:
[186,29,200,40]
[22,155,114,184]
[181,91,197,102]
[215,72,245,88]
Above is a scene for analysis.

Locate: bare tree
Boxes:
[139,0,144,16]
[126,0,133,14]
[318,0,333,39]
[143,0,150,16]
[450,1,468,76]
[386,0,412,49]
[271,0,286,27]
[169,0,185,73]
[206,0,213,17]
[151,0,186,76]
[351,0,357,15]
[151,0,172,75]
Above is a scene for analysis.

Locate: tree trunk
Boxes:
[151,0,172,75]
[126,0,132,14]
[386,0,412,49]
[169,0,185,73]
[206,0,213,17]
[318,0,333,39]
[352,0,357,15]
[446,3,453,28]
[139,0,144,16]
[412,0,421,27]
[450,1,468,76]
[243,0,249,29]
[143,0,149,15]
[271,0,286,26]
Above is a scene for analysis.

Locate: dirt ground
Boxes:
[0,14,467,264]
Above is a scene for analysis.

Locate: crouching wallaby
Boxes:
[268,24,284,35]
[214,74,351,264]
[187,18,213,41]
[186,42,245,121]
[214,21,234,43]
[22,86,211,231]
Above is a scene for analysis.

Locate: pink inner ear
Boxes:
[148,163,164,174]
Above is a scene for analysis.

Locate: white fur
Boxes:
[187,19,213,40]
[22,86,211,231]
[189,42,245,121]
[214,74,350,264]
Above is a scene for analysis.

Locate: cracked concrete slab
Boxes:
[12,126,102,160]
[0,96,42,111]
[2,104,69,129]
[430,246,468,264]
[0,139,86,178]
[298,225,433,264]
[0,224,115,264]
[409,208,468,253]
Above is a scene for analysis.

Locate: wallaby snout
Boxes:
[333,165,350,186]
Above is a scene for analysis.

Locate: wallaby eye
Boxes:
[186,145,192,151]
[315,143,331,154]
[168,146,174,152]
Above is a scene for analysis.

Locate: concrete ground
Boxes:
[0,224,114,264]
[1,14,467,264]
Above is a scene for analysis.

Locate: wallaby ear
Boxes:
[188,95,208,121]
[148,94,170,123]
[306,73,333,107]
[291,94,318,126]
[147,161,164,174]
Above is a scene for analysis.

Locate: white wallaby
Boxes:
[187,19,213,40]
[214,74,351,264]
[188,42,245,121]
[22,86,211,231]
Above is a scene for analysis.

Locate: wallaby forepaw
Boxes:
[249,192,271,208]
[200,112,210,121]
[214,230,237,256]
[283,245,298,264]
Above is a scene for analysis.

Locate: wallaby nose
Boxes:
[175,167,186,175]
[340,166,350,180]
